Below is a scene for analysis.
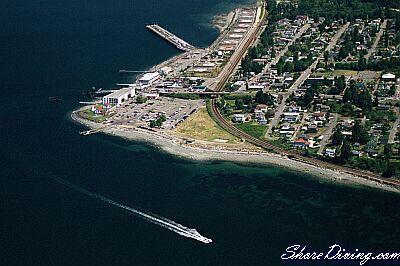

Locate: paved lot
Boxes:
[111,97,204,130]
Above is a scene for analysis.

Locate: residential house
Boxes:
[233,114,246,123]
[283,112,301,122]
[293,138,310,149]
[306,123,319,133]
[256,104,268,113]
[325,148,336,157]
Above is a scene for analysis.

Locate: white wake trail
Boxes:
[53,177,212,243]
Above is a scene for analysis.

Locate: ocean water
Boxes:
[0,1,399,265]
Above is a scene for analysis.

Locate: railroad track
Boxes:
[211,3,267,92]
[207,4,400,190]
[210,99,400,189]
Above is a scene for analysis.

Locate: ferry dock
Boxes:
[146,24,195,51]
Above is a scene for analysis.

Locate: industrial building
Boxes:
[102,86,136,106]
[139,72,161,85]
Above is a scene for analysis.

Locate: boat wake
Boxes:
[53,177,212,244]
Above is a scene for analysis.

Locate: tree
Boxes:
[343,81,372,113]
[358,57,367,71]
[241,54,263,75]
[324,51,330,64]
[352,121,370,145]
[243,95,252,105]
[217,97,226,108]
[294,59,310,72]
[283,62,294,73]
[149,120,157,128]
[235,98,244,110]
[343,81,357,102]
[382,163,396,178]
[255,90,274,105]
[389,85,396,96]
[383,144,393,158]
[332,130,344,146]
[149,115,166,128]
[276,59,285,75]
[329,75,346,95]
[341,103,355,115]
[136,95,147,104]
[357,89,372,112]
[297,83,319,107]
[338,141,352,164]
[255,90,264,104]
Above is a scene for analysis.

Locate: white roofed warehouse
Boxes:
[139,72,161,85]
[102,87,136,106]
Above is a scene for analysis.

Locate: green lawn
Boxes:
[79,109,107,123]
[268,138,292,150]
[235,122,267,140]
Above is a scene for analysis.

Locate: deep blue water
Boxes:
[1,1,399,265]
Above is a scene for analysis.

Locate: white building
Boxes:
[139,72,161,85]
[233,114,246,123]
[144,93,159,99]
[325,148,336,157]
[248,84,265,90]
[283,112,301,122]
[102,87,136,106]
[382,73,396,82]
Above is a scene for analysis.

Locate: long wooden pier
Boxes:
[146,24,195,52]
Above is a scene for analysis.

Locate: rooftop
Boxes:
[103,88,132,99]
[139,72,160,82]
[382,73,396,79]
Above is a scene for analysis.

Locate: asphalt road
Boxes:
[265,23,350,137]
[250,23,311,83]
[365,19,388,61]
[388,107,400,144]
[317,113,340,154]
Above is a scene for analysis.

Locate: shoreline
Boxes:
[148,5,241,71]
[71,109,399,194]
[71,2,399,195]
[211,0,257,33]
[213,10,236,33]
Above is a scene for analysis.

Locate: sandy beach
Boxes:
[71,109,399,194]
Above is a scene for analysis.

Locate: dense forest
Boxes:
[272,0,400,21]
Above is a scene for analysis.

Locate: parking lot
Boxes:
[110,97,205,130]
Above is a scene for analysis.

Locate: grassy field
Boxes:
[173,107,239,143]
[315,70,380,80]
[79,109,107,123]
[315,69,359,77]
[235,122,267,140]
[267,138,292,150]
